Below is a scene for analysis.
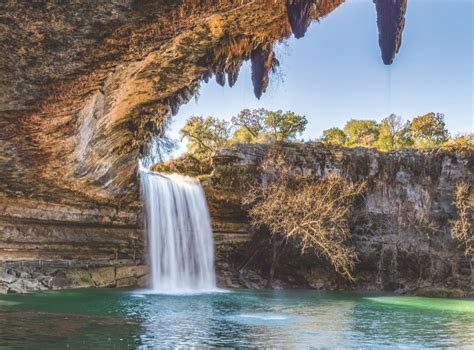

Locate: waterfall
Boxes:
[140,169,216,293]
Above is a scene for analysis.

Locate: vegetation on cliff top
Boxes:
[180,109,307,161]
[152,108,307,174]
[152,109,472,176]
[322,112,456,150]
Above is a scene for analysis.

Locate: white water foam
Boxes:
[140,168,217,294]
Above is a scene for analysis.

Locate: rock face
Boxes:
[1,1,411,292]
[0,0,343,293]
[0,0,343,206]
[0,197,147,293]
[205,144,473,295]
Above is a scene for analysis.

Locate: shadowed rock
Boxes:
[227,62,241,88]
[251,45,279,99]
[286,0,316,38]
[373,0,408,65]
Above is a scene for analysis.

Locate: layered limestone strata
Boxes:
[0,197,146,293]
[204,144,473,295]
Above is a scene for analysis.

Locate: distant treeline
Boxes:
[320,112,471,151]
[152,109,471,175]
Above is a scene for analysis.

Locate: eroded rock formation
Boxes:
[0,0,343,205]
[374,0,407,65]
[205,144,473,295]
[287,0,316,38]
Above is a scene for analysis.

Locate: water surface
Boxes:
[0,289,473,348]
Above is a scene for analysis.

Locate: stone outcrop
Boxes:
[204,144,473,295]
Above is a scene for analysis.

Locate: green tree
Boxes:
[264,110,307,141]
[409,112,449,147]
[343,119,379,147]
[374,114,411,151]
[321,127,347,146]
[179,116,231,161]
[231,108,267,142]
[231,126,256,144]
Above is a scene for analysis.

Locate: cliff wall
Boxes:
[204,144,473,296]
[0,0,427,293]
[2,143,472,295]
[0,197,146,293]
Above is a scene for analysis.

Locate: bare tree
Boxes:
[450,182,473,274]
[243,148,366,285]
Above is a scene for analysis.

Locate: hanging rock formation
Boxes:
[0,0,342,208]
[287,0,316,39]
[373,0,408,65]
[251,45,279,99]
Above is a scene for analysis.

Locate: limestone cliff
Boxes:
[1,0,411,293]
[204,144,473,296]
[0,0,343,205]
[1,0,343,293]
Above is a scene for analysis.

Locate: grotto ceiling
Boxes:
[0,0,407,206]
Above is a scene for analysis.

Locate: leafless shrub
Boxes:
[450,182,473,261]
[243,148,366,281]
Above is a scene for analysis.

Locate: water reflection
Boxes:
[0,290,473,348]
[354,296,474,348]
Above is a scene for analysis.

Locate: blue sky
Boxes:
[169,0,473,155]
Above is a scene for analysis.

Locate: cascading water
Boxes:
[140,168,216,293]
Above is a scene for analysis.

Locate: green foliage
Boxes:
[322,127,346,146]
[177,109,307,171]
[374,114,411,151]
[180,109,308,158]
[231,126,256,144]
[231,108,266,141]
[343,119,379,147]
[264,110,308,141]
[180,116,231,161]
[320,112,460,152]
[441,133,474,151]
[409,112,449,147]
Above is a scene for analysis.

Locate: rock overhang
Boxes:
[0,0,407,205]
